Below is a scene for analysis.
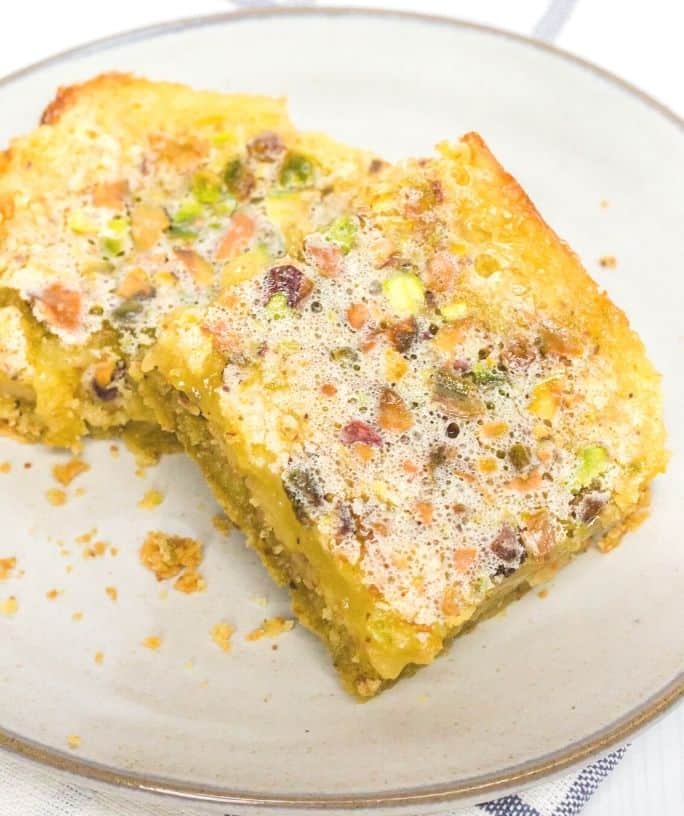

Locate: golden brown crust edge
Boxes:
[40,72,136,124]
[461,131,666,486]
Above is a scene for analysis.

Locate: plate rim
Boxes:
[0,6,681,809]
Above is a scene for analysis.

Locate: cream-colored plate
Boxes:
[0,9,682,814]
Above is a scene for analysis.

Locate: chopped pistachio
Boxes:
[265,292,291,320]
[112,300,144,320]
[283,466,323,524]
[330,347,360,367]
[174,198,203,224]
[68,210,98,235]
[470,361,506,386]
[191,171,223,204]
[573,445,609,489]
[441,301,468,322]
[106,216,129,235]
[102,237,123,256]
[167,225,198,241]
[508,443,531,470]
[326,214,358,254]
[213,197,237,216]
[378,387,413,432]
[211,131,237,147]
[279,152,314,188]
[433,368,484,416]
[473,574,494,595]
[223,158,255,199]
[382,272,425,316]
[222,246,269,288]
[101,215,130,256]
[529,378,562,419]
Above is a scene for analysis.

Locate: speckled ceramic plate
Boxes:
[0,9,682,815]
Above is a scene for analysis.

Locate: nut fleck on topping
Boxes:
[264,264,312,308]
[340,421,383,447]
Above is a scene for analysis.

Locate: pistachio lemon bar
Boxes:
[0,77,665,698]
[139,135,665,696]
[0,73,370,448]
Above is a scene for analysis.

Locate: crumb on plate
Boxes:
[246,617,295,642]
[105,586,118,602]
[142,635,162,650]
[139,530,205,593]
[72,611,83,621]
[210,622,235,652]
[67,735,81,750]
[45,588,61,600]
[173,569,206,594]
[94,651,104,665]
[250,594,268,608]
[1,596,18,616]
[599,255,617,269]
[109,444,119,458]
[211,513,232,535]
[537,588,549,599]
[138,488,164,510]
[52,457,90,486]
[0,557,16,580]
[0,462,10,474]
[46,488,67,506]
[83,540,108,560]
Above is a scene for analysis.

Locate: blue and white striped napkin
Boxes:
[477,748,627,816]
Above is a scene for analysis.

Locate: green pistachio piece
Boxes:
[191,171,223,204]
[573,445,609,489]
[223,158,256,199]
[111,300,144,320]
[265,292,291,319]
[167,224,198,241]
[470,361,506,386]
[508,443,531,470]
[433,368,484,417]
[382,272,425,316]
[326,215,358,254]
[279,152,314,189]
[173,198,203,224]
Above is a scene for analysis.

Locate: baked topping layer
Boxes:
[164,136,664,628]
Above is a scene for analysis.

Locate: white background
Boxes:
[0,2,681,814]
